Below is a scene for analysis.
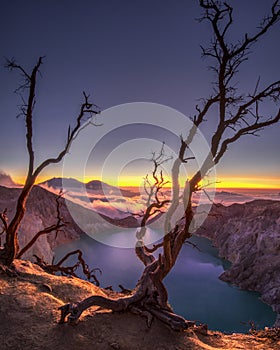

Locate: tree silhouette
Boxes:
[59,1,280,331]
[0,57,100,267]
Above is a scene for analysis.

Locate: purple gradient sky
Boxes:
[0,1,279,187]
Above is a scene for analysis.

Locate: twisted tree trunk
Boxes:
[59,255,194,331]
[0,177,35,265]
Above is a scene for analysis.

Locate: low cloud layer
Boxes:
[0,171,17,187]
[39,181,280,222]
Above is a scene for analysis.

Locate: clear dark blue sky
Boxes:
[0,1,279,187]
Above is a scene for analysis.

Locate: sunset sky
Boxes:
[0,0,279,189]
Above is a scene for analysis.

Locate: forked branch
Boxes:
[34,249,101,286]
[17,191,66,259]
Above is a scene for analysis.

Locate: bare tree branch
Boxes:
[0,57,101,266]
[34,249,101,286]
[33,91,100,178]
[215,108,280,164]
[0,209,8,246]
[17,191,66,259]
[5,57,43,178]
[0,209,8,235]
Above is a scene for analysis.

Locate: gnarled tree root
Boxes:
[0,262,19,277]
[58,262,196,332]
[58,293,195,332]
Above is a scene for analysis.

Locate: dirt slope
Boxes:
[0,260,279,350]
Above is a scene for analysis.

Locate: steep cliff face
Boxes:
[195,199,280,326]
[0,185,114,263]
[0,185,81,262]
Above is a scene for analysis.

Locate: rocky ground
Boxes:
[194,199,280,327]
[0,260,279,350]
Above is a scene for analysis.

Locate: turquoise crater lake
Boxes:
[54,231,276,333]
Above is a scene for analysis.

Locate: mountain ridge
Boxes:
[39,177,137,198]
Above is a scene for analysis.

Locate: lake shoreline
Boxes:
[193,199,280,328]
[54,229,276,333]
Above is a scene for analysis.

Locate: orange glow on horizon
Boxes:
[215,176,280,189]
[12,173,279,190]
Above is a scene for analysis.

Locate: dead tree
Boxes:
[134,146,171,266]
[33,250,101,286]
[0,57,100,267]
[59,0,280,331]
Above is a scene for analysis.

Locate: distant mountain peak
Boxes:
[86,180,116,191]
[38,177,137,198]
[39,177,84,189]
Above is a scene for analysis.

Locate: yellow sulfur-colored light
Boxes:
[215,176,280,189]
[13,172,280,190]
